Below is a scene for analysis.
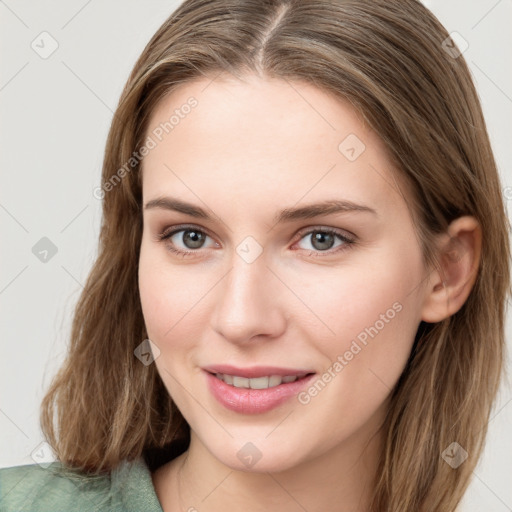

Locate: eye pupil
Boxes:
[311,232,335,251]
[183,230,205,248]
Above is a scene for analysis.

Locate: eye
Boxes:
[155,224,356,259]
[293,227,355,257]
[156,225,217,258]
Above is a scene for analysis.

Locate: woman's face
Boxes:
[138,74,432,473]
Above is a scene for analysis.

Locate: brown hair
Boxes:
[40,0,511,510]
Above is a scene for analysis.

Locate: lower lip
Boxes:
[205,371,316,414]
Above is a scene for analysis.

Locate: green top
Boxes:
[0,456,164,512]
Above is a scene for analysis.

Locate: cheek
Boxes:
[294,245,422,344]
[293,288,420,444]
[139,239,188,332]
[295,245,423,401]
[139,243,184,343]
[138,243,213,352]
[138,246,204,406]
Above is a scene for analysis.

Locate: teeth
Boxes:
[249,376,268,389]
[214,373,303,389]
[232,376,250,388]
[269,375,282,387]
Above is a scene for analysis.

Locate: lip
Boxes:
[204,369,316,414]
[202,364,315,378]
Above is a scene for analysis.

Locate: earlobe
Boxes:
[421,216,482,323]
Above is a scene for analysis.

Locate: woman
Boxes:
[1,0,509,510]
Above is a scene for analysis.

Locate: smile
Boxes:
[213,372,309,389]
[203,366,316,414]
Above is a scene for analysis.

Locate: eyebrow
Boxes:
[144,196,378,224]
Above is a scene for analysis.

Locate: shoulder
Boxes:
[0,460,112,511]
[0,457,163,512]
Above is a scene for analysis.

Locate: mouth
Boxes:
[208,371,313,389]
[203,365,317,414]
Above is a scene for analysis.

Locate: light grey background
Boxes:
[1,1,511,510]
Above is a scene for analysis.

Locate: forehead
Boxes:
[141,74,409,219]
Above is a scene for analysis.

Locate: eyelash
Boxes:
[155,224,356,259]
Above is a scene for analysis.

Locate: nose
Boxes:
[210,254,287,345]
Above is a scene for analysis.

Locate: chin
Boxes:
[205,436,311,474]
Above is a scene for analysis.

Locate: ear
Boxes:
[421,216,482,323]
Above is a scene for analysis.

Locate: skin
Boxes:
[138,73,481,512]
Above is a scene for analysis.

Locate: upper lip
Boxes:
[202,364,315,378]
